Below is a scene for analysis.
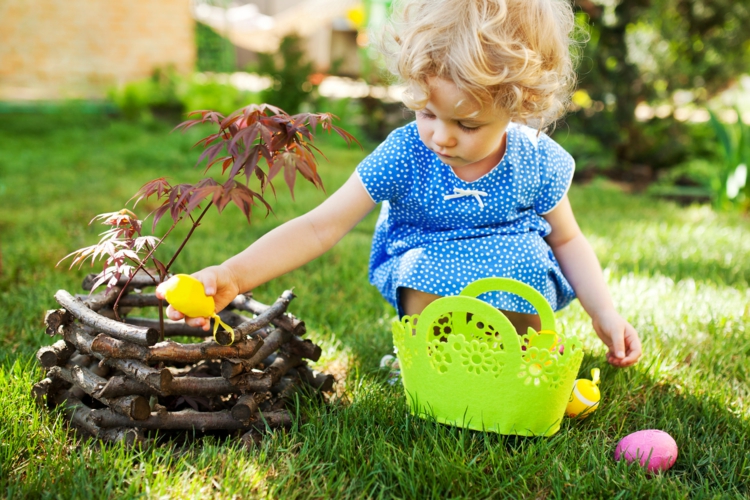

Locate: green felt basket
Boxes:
[392,278,584,436]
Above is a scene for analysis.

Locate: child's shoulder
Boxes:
[508,123,574,171]
[507,123,569,155]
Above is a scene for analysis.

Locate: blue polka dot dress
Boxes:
[356,121,577,316]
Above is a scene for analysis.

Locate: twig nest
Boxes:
[614,429,678,473]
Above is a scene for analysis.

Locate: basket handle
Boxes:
[417,295,522,356]
[459,278,556,332]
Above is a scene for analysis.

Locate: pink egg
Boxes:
[614,430,678,473]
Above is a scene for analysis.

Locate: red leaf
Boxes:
[152,257,168,281]
[150,203,172,232]
[196,142,226,171]
[129,178,172,207]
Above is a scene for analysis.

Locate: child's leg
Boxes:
[400,287,541,335]
[399,287,442,316]
[499,310,541,335]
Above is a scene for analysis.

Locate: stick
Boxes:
[90,334,264,364]
[166,374,272,396]
[44,309,72,336]
[55,290,158,346]
[62,323,171,392]
[265,353,304,385]
[240,429,264,448]
[123,309,254,339]
[48,365,151,421]
[82,270,162,291]
[230,293,306,336]
[269,376,304,411]
[36,339,75,368]
[227,290,297,339]
[222,328,292,375]
[284,336,322,362]
[78,286,122,312]
[31,377,67,408]
[96,375,156,399]
[69,353,94,367]
[221,358,246,379]
[91,408,291,431]
[297,364,335,393]
[55,392,145,445]
[231,394,263,424]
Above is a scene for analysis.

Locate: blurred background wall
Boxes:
[0,0,195,100]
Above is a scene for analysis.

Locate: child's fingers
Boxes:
[155,282,167,300]
[185,316,210,331]
[165,304,184,321]
[620,323,642,365]
[193,269,218,296]
[610,325,626,360]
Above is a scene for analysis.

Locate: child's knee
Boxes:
[499,309,541,335]
[398,287,442,317]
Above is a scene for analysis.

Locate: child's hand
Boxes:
[591,310,642,367]
[155,265,240,331]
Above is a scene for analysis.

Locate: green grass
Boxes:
[0,112,748,499]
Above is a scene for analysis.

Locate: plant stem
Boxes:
[164,201,214,273]
[112,221,181,321]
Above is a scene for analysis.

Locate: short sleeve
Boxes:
[534,134,575,214]
[355,126,415,203]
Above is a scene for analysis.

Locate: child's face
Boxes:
[415,78,511,180]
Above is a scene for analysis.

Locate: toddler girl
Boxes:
[157,0,642,367]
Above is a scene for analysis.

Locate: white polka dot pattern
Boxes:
[355,121,576,315]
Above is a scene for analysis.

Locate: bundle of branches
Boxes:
[33,272,334,447]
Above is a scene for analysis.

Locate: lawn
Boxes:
[0,111,748,499]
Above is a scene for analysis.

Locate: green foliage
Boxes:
[108,69,183,121]
[195,21,236,73]
[181,75,260,115]
[570,0,750,170]
[1,115,749,497]
[552,130,616,177]
[256,35,316,115]
[108,72,260,120]
[707,109,750,210]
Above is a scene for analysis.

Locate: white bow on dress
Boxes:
[443,187,488,209]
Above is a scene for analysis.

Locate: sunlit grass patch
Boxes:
[0,114,748,498]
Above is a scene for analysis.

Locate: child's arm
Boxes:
[542,196,642,367]
[156,173,376,328]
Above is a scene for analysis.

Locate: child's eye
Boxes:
[458,122,480,132]
[417,111,435,119]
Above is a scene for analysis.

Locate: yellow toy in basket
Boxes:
[161,274,235,344]
[566,368,601,418]
[392,278,584,436]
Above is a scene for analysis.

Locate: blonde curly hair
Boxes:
[379,0,580,128]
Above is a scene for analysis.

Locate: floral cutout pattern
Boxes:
[428,334,507,378]
[518,347,557,387]
[392,315,420,370]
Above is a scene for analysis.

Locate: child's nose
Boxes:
[432,123,456,148]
